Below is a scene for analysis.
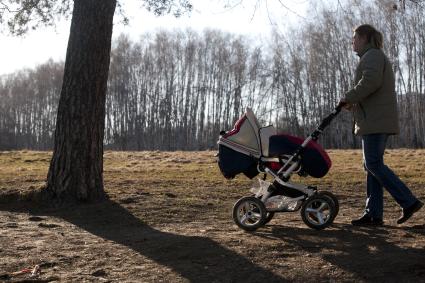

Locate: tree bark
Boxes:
[46,0,117,203]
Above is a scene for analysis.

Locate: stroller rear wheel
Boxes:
[250,194,274,224]
[233,196,267,231]
[301,194,336,230]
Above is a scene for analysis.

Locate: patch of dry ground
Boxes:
[0,150,424,282]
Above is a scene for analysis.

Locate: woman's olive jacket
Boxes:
[344,44,399,136]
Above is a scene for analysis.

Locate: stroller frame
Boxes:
[218,105,344,231]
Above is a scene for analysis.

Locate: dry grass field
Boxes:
[0,149,424,282]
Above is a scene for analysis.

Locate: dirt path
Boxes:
[1,150,424,282]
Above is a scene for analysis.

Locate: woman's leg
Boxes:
[362,134,417,210]
[365,171,384,219]
[362,134,385,218]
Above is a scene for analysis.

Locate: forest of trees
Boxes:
[1,0,424,151]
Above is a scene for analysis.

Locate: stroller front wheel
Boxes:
[232,196,267,231]
[301,194,336,230]
[317,191,339,219]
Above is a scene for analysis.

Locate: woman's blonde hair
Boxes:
[354,24,383,49]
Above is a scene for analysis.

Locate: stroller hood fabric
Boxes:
[217,108,262,179]
[218,108,262,158]
[217,145,259,179]
[268,134,331,178]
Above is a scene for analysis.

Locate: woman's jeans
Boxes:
[362,134,417,219]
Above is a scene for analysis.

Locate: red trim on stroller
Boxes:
[223,115,247,138]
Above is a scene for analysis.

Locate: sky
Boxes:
[0,0,309,75]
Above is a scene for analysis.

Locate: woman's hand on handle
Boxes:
[337,99,352,111]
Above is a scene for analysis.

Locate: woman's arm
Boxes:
[344,49,385,104]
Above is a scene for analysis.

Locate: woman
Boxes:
[340,24,422,226]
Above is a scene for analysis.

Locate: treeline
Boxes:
[0,61,63,150]
[1,0,424,150]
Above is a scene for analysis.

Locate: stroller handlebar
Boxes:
[334,101,347,113]
[266,103,344,175]
[311,103,345,140]
[275,103,345,175]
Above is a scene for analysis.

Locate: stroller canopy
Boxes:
[220,108,262,157]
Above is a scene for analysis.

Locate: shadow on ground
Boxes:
[0,199,286,282]
[254,223,425,282]
[2,195,425,282]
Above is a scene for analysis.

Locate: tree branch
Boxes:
[276,0,306,19]
[0,1,20,13]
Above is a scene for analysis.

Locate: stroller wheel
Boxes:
[318,191,339,219]
[232,196,267,231]
[301,194,336,230]
[250,194,274,225]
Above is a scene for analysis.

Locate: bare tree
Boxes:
[2,0,425,155]
[0,0,192,205]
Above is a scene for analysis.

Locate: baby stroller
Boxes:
[217,105,343,231]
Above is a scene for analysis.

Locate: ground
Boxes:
[0,150,424,282]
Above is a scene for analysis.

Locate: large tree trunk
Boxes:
[46,0,117,203]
